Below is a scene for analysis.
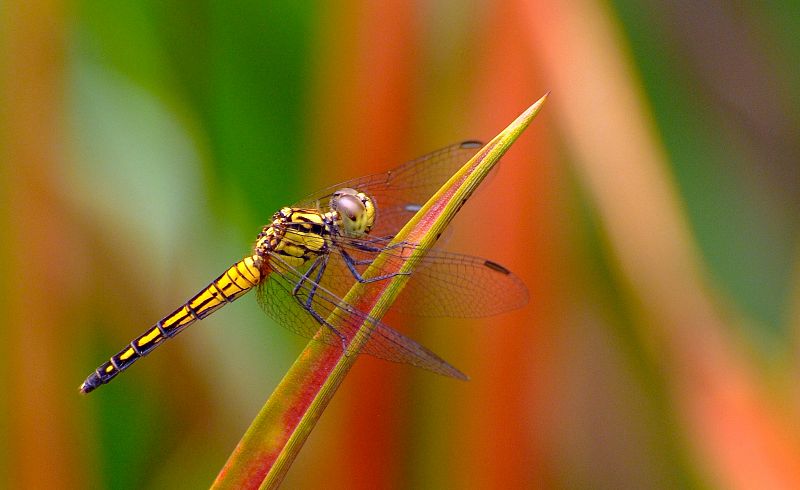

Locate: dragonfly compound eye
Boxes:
[335,194,365,221]
[331,191,375,237]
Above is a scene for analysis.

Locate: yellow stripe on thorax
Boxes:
[272,210,328,267]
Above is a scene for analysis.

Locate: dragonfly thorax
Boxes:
[252,189,375,271]
[254,207,331,269]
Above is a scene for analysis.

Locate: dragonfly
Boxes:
[79,141,528,393]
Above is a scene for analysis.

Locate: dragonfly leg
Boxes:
[301,301,350,354]
[292,254,325,297]
[348,236,402,254]
[291,255,349,353]
[339,247,411,283]
[299,255,328,310]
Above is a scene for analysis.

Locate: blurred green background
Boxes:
[2,1,800,488]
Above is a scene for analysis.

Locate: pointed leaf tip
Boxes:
[520,93,549,123]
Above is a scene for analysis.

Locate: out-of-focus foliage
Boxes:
[2,1,798,488]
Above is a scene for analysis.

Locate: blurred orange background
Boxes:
[2,1,799,488]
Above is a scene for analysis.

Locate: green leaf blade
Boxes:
[212,95,548,490]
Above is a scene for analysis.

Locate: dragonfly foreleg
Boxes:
[339,247,410,283]
[348,236,402,254]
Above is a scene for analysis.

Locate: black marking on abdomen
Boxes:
[185,304,199,320]
[190,291,215,311]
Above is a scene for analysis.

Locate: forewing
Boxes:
[325,237,529,318]
[293,141,484,238]
[395,251,529,317]
[257,252,468,380]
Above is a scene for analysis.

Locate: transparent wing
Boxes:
[322,236,529,317]
[257,252,468,380]
[293,141,484,238]
[395,252,529,317]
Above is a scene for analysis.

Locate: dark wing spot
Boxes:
[460,140,483,149]
[483,260,511,275]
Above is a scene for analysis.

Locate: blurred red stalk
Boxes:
[301,1,418,487]
[453,2,561,488]
[334,2,418,487]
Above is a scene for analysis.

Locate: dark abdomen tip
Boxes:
[79,373,102,394]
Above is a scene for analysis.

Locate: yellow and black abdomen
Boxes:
[79,256,263,393]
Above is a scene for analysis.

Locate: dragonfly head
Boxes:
[330,188,375,237]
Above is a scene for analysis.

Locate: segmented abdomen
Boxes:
[79,256,263,393]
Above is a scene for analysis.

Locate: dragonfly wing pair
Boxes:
[310,237,529,318]
[254,140,527,379]
[259,251,472,380]
[257,238,528,380]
